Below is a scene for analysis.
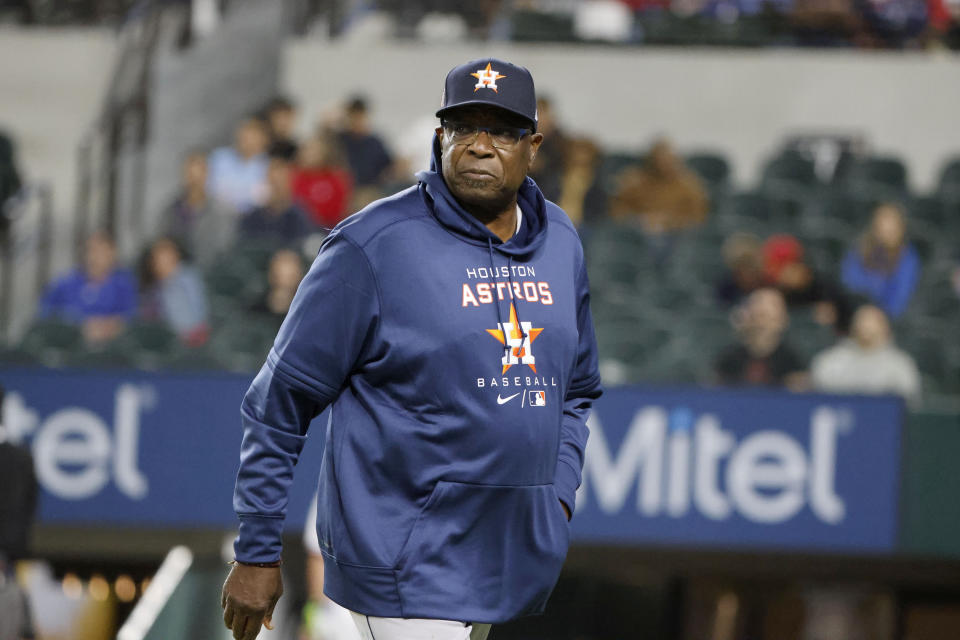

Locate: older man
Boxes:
[221,58,602,640]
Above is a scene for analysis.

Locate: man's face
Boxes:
[267,159,292,203]
[84,234,116,281]
[183,154,207,188]
[236,120,268,158]
[269,107,296,138]
[436,106,542,218]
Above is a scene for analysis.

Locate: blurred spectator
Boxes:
[264,96,300,161]
[557,136,607,227]
[610,138,709,233]
[762,234,852,330]
[249,249,305,330]
[791,0,862,46]
[141,237,209,346]
[811,304,921,404]
[841,202,920,318]
[0,129,23,234]
[714,287,809,390]
[336,95,393,206]
[162,150,237,267]
[291,134,353,230]
[528,96,568,202]
[715,232,765,306]
[858,0,928,47]
[240,156,312,248]
[206,116,270,214]
[0,384,38,640]
[40,231,137,345]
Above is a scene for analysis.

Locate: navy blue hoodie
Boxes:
[233,138,602,623]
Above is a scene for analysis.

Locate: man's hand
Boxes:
[221,563,283,640]
[560,500,571,521]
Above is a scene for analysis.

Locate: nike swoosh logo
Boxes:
[497,393,520,405]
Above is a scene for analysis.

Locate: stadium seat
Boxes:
[761,150,818,191]
[511,10,576,42]
[684,152,731,193]
[636,12,699,45]
[715,191,776,235]
[123,321,179,353]
[205,263,265,308]
[163,344,226,371]
[18,319,83,367]
[63,342,136,370]
[836,155,909,198]
[584,221,650,292]
[208,319,277,373]
[789,313,836,363]
[816,192,874,231]
[936,156,960,201]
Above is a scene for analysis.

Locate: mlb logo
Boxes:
[528,391,546,407]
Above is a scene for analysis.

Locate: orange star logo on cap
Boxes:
[471,62,506,93]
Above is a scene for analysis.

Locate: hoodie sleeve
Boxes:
[233,232,380,563]
[554,249,602,517]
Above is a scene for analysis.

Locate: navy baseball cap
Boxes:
[436,58,537,131]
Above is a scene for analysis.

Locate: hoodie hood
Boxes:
[415,134,548,258]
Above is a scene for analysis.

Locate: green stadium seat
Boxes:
[511,10,576,42]
[837,156,909,199]
[762,150,818,190]
[63,342,136,370]
[936,156,960,201]
[636,12,699,45]
[163,345,226,372]
[18,319,84,367]
[788,314,836,362]
[684,152,731,193]
[205,263,265,308]
[208,319,278,373]
[123,321,178,353]
[584,222,650,292]
[715,191,776,235]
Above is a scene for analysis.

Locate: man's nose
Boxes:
[466,130,496,156]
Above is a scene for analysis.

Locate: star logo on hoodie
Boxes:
[486,303,543,374]
[471,62,506,93]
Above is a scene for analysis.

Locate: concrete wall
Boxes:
[0,28,116,274]
[282,42,960,192]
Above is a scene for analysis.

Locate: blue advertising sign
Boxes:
[0,368,326,530]
[0,370,902,552]
[571,386,902,552]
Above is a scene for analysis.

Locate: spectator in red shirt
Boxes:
[291,134,353,230]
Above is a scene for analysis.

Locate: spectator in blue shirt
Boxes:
[841,202,920,319]
[240,156,312,249]
[40,230,137,344]
[142,237,209,346]
[207,116,270,214]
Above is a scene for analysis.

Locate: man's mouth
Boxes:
[461,169,496,179]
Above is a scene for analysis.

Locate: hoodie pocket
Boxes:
[394,481,570,622]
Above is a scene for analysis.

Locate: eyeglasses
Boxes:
[441,120,531,149]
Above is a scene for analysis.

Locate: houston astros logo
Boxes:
[471,62,506,93]
[486,303,543,374]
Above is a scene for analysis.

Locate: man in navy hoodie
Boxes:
[222,58,602,640]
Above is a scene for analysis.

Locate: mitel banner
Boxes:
[0,368,326,530]
[572,386,903,552]
[0,369,902,551]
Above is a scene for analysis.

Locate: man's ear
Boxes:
[527,132,544,169]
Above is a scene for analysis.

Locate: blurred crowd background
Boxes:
[1,1,959,639]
